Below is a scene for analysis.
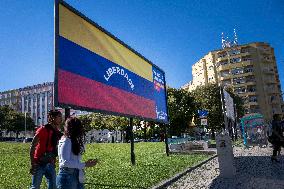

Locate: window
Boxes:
[266,85,275,91]
[270,96,275,102]
[244,66,253,73]
[230,57,241,63]
[249,96,257,102]
[222,79,231,86]
[234,87,246,94]
[242,56,252,61]
[241,48,250,53]
[247,86,256,92]
[220,70,230,77]
[246,76,256,83]
[228,49,240,55]
[219,60,228,66]
[250,106,260,113]
[218,53,227,58]
[233,77,246,84]
[231,67,244,75]
[263,56,271,61]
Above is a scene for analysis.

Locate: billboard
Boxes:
[54,1,168,123]
[223,89,235,121]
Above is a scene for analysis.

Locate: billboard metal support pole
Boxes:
[130,118,135,165]
[65,108,70,121]
[164,124,169,156]
[24,112,27,142]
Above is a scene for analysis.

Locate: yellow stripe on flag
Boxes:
[59,4,153,82]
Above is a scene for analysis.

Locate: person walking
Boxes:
[29,110,63,189]
[56,117,97,189]
[270,114,284,162]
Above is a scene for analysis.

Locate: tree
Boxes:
[191,84,245,139]
[79,113,108,131]
[167,87,196,136]
[0,106,35,138]
[0,105,13,131]
[79,114,93,132]
[8,112,35,138]
[192,84,224,138]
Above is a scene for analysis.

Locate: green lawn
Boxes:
[0,142,211,189]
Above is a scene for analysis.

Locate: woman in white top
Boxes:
[56,117,97,189]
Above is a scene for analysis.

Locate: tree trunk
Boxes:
[144,124,147,141]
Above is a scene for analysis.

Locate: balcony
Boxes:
[262,56,273,63]
[217,56,228,62]
[240,48,250,54]
[218,64,231,71]
[267,90,279,94]
[220,75,232,81]
[229,61,253,68]
[246,91,257,96]
[239,72,254,77]
[262,68,274,75]
[233,83,247,87]
[265,79,277,84]
[241,59,253,64]
[248,101,258,106]
[270,100,279,105]
[260,49,271,55]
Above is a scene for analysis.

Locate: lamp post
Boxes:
[24,112,27,143]
[38,117,41,126]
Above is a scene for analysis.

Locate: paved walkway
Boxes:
[166,146,284,189]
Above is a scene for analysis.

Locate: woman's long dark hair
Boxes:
[64,117,85,155]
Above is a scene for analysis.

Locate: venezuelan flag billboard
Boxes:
[54,1,168,123]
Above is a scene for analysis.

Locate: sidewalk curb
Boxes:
[151,154,218,189]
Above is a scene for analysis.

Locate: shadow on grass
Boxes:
[84,183,147,189]
[209,155,284,189]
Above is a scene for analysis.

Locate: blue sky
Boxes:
[0,0,283,92]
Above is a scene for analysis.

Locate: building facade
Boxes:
[0,82,53,125]
[182,42,284,121]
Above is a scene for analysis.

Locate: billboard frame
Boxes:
[54,0,169,123]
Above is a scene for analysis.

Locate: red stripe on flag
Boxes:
[58,69,156,119]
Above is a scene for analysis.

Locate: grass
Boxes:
[0,142,211,189]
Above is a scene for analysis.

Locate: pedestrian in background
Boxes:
[56,117,97,189]
[29,110,63,189]
[270,114,284,162]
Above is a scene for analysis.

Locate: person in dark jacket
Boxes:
[270,114,283,162]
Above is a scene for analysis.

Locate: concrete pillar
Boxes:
[216,132,236,178]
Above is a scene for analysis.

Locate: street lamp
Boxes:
[24,112,27,143]
[38,117,41,126]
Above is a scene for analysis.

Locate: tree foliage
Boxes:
[0,105,35,138]
[191,84,224,132]
[167,87,196,136]
[191,84,245,133]
[79,113,129,132]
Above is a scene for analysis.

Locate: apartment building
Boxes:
[0,82,53,125]
[182,42,284,121]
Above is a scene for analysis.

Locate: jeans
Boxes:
[56,167,84,189]
[30,163,56,189]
